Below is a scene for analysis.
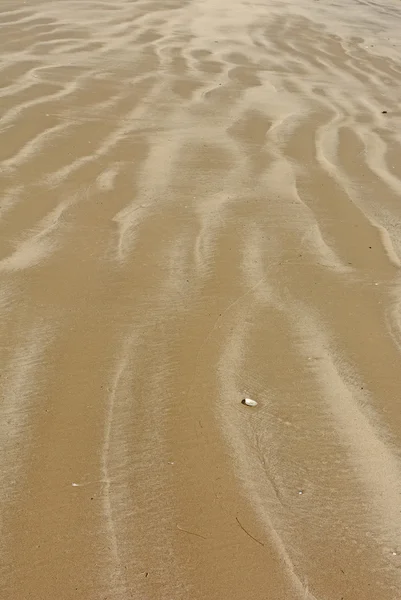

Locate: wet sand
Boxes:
[1,0,401,598]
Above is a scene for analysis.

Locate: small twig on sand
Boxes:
[176,525,207,539]
[235,517,264,547]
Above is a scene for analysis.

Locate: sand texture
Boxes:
[1,0,401,598]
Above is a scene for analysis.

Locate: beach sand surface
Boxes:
[1,0,401,598]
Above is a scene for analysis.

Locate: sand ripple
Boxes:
[2,0,401,598]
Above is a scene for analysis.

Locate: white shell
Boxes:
[242,398,258,407]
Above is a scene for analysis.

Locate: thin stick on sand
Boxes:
[176,525,207,539]
[235,517,264,547]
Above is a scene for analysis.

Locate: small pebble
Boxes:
[242,398,258,407]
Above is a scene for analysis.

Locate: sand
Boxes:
[1,0,401,598]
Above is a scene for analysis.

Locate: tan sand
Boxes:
[1,0,401,598]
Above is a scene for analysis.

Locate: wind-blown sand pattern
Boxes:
[2,0,401,598]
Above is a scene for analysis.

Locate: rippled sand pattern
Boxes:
[2,0,401,598]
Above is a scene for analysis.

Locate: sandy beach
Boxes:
[1,0,401,598]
